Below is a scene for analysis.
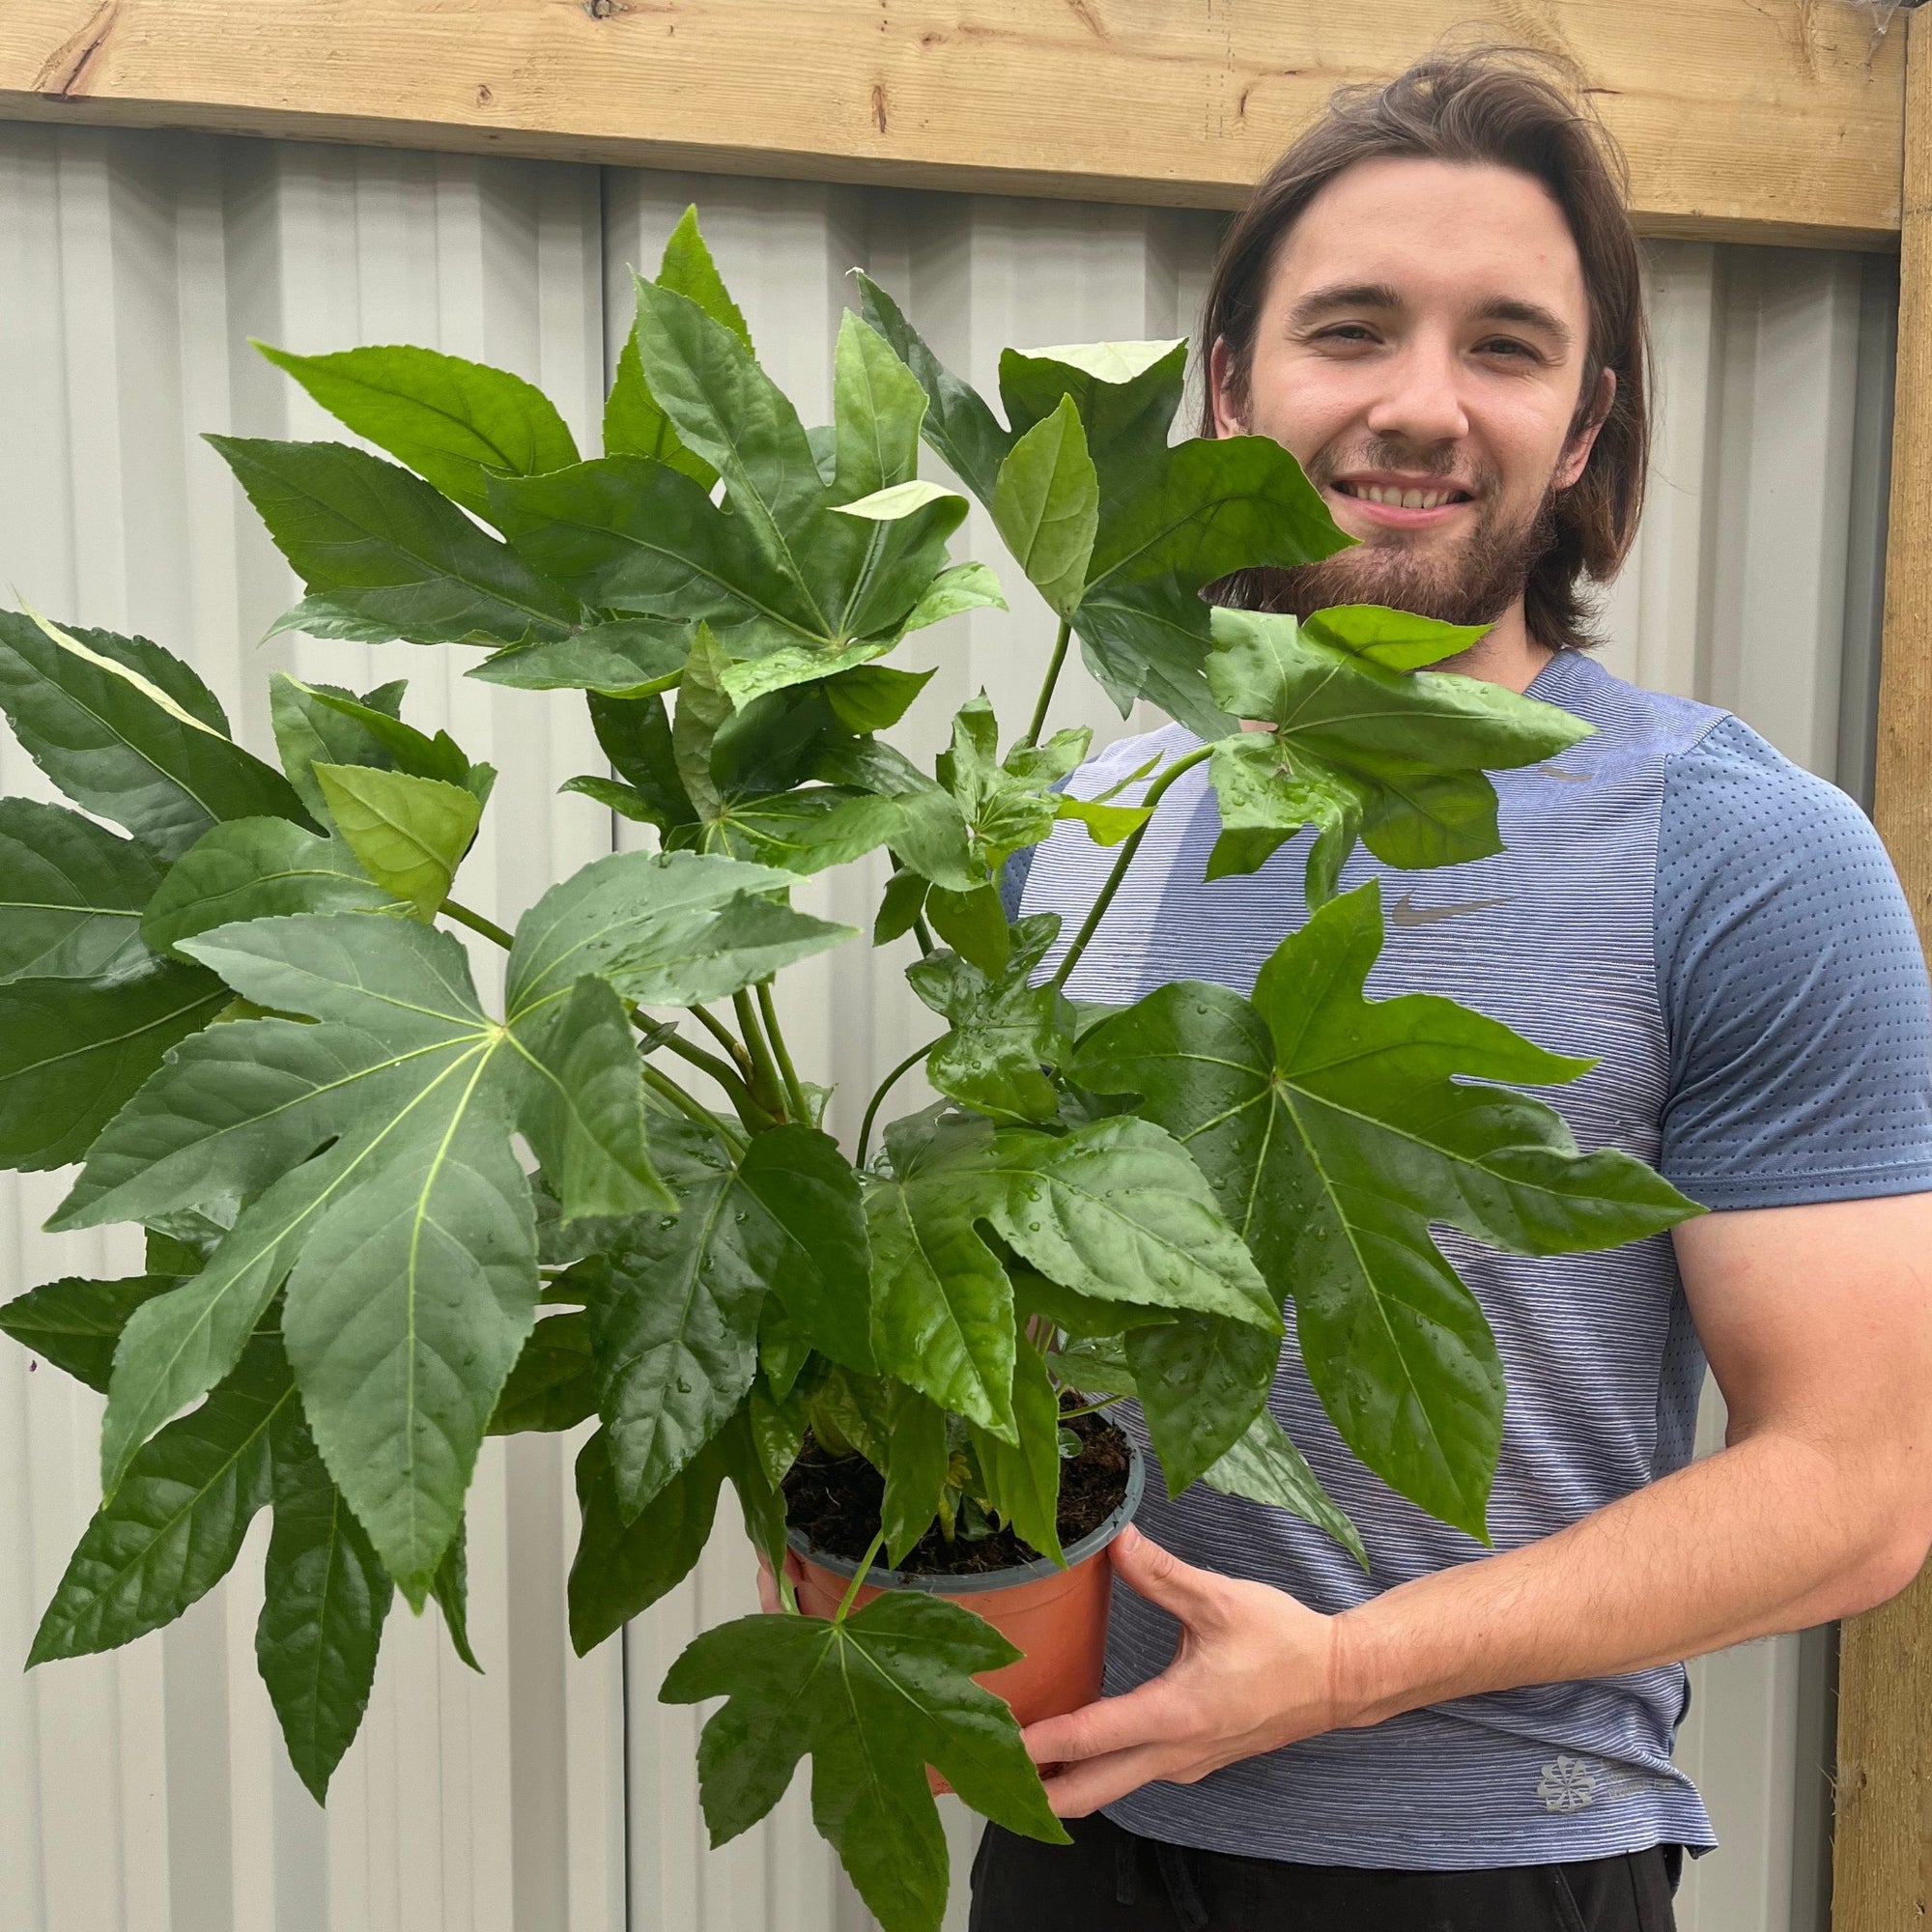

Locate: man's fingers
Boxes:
[1039,1743,1186,1818]
[1022,1678,1189,1767]
[1110,1524,1214,1619]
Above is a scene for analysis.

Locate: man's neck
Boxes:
[1435,598,1553,694]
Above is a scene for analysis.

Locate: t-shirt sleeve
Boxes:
[1655,715,1932,1209]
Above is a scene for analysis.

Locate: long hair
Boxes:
[1200,47,1650,651]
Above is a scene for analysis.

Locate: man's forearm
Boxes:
[1332,1429,1923,1731]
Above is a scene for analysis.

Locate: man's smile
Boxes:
[1329,470,1476,532]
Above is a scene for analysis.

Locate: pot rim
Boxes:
[785,1433,1146,1596]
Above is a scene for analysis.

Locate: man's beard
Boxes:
[1217,443,1560,628]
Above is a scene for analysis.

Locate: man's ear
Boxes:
[1555,367,1616,490]
[1208,337,1247,440]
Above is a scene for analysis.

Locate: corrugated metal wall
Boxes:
[0,123,1894,1932]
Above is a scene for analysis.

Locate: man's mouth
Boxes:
[1332,479,1473,511]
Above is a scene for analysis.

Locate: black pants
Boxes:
[969,1812,1681,1932]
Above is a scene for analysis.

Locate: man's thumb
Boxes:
[1110,1525,1205,1615]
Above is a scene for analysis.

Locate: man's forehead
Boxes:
[1269,157,1587,322]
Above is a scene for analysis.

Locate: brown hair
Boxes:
[1201,46,1649,652]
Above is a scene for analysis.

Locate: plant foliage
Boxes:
[0,210,1697,1930]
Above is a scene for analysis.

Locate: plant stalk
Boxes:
[1045,743,1213,991]
[688,1002,756,1081]
[911,912,937,957]
[756,981,812,1124]
[1020,615,1073,749]
[856,1036,943,1166]
[733,988,790,1121]
[642,1063,747,1157]
[440,897,514,951]
[835,1530,888,1621]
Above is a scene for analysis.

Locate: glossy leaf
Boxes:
[256,1405,394,1801]
[1202,1406,1367,1570]
[514,975,673,1221]
[468,618,690,696]
[0,961,228,1171]
[141,816,396,958]
[489,1309,598,1435]
[1300,603,1489,670]
[209,436,580,646]
[315,764,480,919]
[906,916,1072,1124]
[990,395,1098,619]
[0,609,309,861]
[0,798,162,983]
[1074,575,1236,742]
[967,1337,1065,1565]
[255,340,580,521]
[0,1272,182,1392]
[902,561,1007,634]
[29,1335,292,1663]
[879,1384,951,1564]
[1075,882,1699,1532]
[662,1593,1066,1932]
[867,1112,1014,1439]
[1124,1313,1279,1495]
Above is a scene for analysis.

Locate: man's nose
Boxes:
[1363,338,1469,448]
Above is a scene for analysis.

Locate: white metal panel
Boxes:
[0,127,1890,1932]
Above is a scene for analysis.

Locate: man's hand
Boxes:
[1019,1523,1351,1816]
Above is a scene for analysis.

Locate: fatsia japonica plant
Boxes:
[0,209,1696,1931]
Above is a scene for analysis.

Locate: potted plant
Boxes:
[0,211,1696,1932]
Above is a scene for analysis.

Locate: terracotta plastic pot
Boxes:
[786,1438,1146,1729]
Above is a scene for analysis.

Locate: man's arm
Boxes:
[1023,1191,1932,1816]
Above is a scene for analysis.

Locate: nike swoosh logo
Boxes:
[1389,892,1514,927]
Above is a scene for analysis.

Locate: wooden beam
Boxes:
[1834,10,1932,1928]
[0,0,1908,248]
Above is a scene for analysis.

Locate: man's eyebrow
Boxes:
[1285,282,1404,328]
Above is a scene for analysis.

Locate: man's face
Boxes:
[1210,156,1610,628]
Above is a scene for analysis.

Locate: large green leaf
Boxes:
[29,1335,292,1663]
[990,395,1098,620]
[906,916,1073,1124]
[140,816,397,958]
[1073,574,1236,742]
[315,764,480,920]
[866,1111,1014,1439]
[663,1593,1067,1932]
[589,1112,869,1518]
[1201,1405,1367,1570]
[1124,1312,1279,1495]
[489,1309,598,1435]
[1203,606,1595,885]
[852,274,1014,505]
[0,961,228,1171]
[0,610,309,861]
[0,798,163,983]
[513,974,673,1222]
[984,1116,1280,1333]
[256,1404,394,1802]
[467,618,690,696]
[209,436,580,646]
[255,341,580,521]
[1300,602,1489,670]
[0,1272,182,1392]
[504,849,851,1016]
[1075,882,1699,1533]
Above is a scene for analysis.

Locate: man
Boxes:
[977,48,1932,1932]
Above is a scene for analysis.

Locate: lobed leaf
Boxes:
[0,798,163,983]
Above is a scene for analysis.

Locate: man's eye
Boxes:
[1478,337,1539,361]
[1315,324,1378,345]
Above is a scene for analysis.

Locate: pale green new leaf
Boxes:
[834,479,964,522]
[901,561,1007,634]
[254,340,580,521]
[832,309,929,502]
[315,764,480,919]
[662,1595,1067,1932]
[0,798,163,983]
[991,395,1098,620]
[269,672,407,822]
[1300,603,1490,670]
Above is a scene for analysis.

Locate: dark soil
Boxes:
[783,1406,1133,1578]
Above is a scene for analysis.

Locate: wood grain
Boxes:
[1834,10,1932,1931]
[0,0,1909,246]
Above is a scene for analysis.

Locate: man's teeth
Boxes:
[1341,483,1461,509]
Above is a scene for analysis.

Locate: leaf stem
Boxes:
[642,1063,747,1157]
[856,1036,943,1167]
[636,1009,775,1129]
[835,1529,888,1621]
[1045,742,1213,991]
[756,981,812,1124]
[911,912,938,957]
[1056,1395,1126,1421]
[733,988,790,1121]
[1020,616,1073,749]
[440,897,514,951]
[688,1002,756,1081]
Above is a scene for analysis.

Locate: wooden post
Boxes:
[1833,9,1932,1927]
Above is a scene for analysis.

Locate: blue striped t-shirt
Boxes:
[1009,649,1932,1869]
